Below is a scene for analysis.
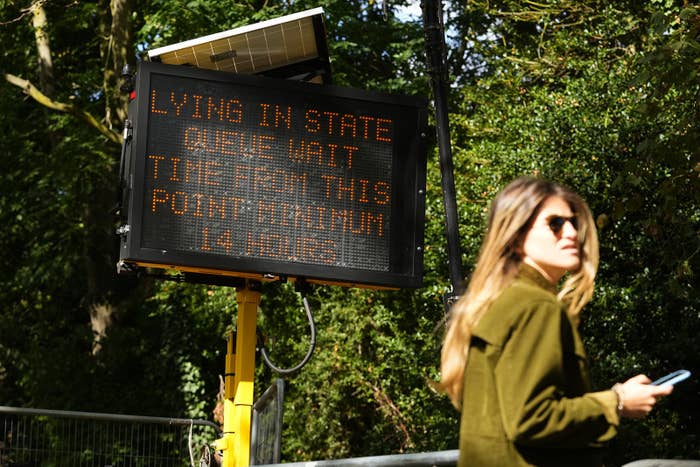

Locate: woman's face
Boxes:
[520,195,581,284]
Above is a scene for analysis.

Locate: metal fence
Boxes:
[0,406,221,467]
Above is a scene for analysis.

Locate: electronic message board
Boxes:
[118,62,428,288]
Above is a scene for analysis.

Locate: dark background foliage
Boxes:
[1,0,697,465]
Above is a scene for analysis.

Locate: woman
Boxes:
[439,177,672,467]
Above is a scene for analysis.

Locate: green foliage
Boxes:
[1,0,698,465]
[137,1,265,53]
[255,281,458,460]
[446,1,699,463]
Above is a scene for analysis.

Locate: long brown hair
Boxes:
[438,177,599,408]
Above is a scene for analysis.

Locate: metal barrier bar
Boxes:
[254,449,459,467]
[0,405,222,466]
[0,406,221,432]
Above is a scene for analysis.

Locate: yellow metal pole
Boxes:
[232,284,259,467]
[216,282,260,467]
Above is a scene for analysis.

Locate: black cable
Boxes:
[258,293,316,375]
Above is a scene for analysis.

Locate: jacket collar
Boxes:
[516,263,558,294]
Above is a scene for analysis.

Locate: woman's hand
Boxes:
[615,374,673,419]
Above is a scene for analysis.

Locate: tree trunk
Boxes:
[102,0,135,130]
[31,1,55,97]
[70,0,138,324]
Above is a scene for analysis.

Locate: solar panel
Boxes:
[147,8,331,83]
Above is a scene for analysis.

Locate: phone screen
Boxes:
[651,370,691,387]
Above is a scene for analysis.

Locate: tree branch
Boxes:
[4,73,121,145]
[364,380,415,451]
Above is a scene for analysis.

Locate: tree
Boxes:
[0,0,447,458]
[444,0,699,463]
[1,0,697,465]
[0,0,239,413]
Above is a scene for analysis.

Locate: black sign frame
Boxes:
[119,62,427,289]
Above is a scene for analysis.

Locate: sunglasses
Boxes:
[547,215,578,234]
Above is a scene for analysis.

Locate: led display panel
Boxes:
[118,62,428,288]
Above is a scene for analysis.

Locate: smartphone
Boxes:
[651,369,691,387]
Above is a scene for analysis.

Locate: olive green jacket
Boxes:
[458,265,619,467]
